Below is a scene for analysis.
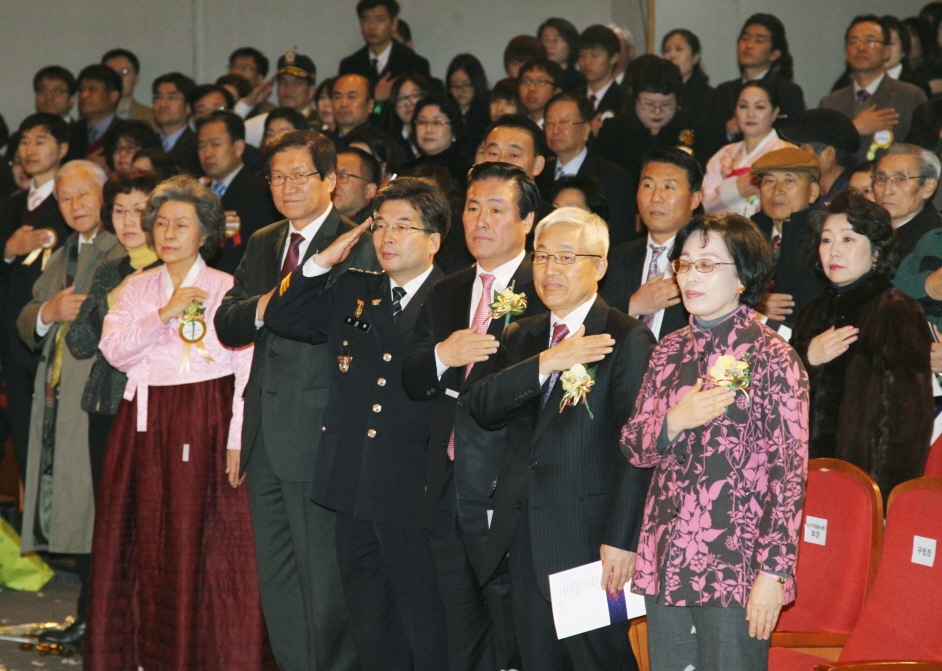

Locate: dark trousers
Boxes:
[509,510,637,671]
[644,595,770,671]
[5,356,36,483]
[335,511,448,671]
[426,467,520,671]
[245,429,359,671]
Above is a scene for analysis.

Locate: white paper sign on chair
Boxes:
[912,536,937,567]
[804,516,828,546]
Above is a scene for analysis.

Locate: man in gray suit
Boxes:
[215,130,375,671]
[819,14,927,159]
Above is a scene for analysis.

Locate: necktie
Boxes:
[447,273,496,460]
[27,189,44,212]
[213,182,227,198]
[541,322,571,407]
[370,58,379,79]
[642,244,667,328]
[391,286,407,321]
[771,234,782,257]
[856,89,871,104]
[589,93,598,110]
[280,232,304,280]
[556,163,566,180]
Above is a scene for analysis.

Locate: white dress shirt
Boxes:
[538,293,598,386]
[587,79,615,110]
[638,234,676,340]
[556,147,588,179]
[27,179,55,211]
[371,42,393,74]
[886,64,903,80]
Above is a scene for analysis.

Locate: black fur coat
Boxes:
[791,273,934,503]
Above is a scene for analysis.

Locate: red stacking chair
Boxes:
[771,459,884,661]
[770,477,942,671]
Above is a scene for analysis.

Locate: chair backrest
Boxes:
[840,477,942,663]
[775,459,883,635]
[925,434,942,478]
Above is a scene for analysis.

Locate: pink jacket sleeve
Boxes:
[224,341,253,451]
[100,273,171,373]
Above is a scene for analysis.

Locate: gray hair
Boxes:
[534,206,610,258]
[55,160,107,190]
[141,175,224,258]
[881,143,942,183]
[606,23,635,50]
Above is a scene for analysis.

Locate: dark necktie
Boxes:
[541,322,571,407]
[589,93,598,110]
[856,89,871,104]
[391,286,407,321]
[370,58,379,80]
[280,232,304,280]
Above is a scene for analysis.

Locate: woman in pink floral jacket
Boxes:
[621,213,808,670]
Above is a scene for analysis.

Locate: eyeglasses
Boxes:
[671,259,736,274]
[114,143,140,154]
[267,171,320,186]
[416,119,451,128]
[370,222,432,235]
[520,78,555,88]
[38,88,69,96]
[846,38,885,48]
[395,92,423,104]
[637,99,677,113]
[449,83,474,92]
[336,172,370,184]
[871,174,921,185]
[544,119,587,130]
[530,251,601,265]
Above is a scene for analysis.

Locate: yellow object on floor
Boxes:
[0,517,53,591]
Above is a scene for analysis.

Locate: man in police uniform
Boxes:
[263,176,448,671]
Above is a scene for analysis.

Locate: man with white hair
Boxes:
[470,207,654,671]
[16,159,125,648]
[872,142,942,261]
[606,24,636,87]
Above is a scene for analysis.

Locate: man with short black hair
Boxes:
[820,15,927,159]
[538,93,636,247]
[228,46,276,119]
[578,25,624,118]
[68,65,125,165]
[333,146,380,224]
[518,59,563,128]
[102,48,155,128]
[197,111,278,273]
[782,108,861,203]
[339,0,430,102]
[189,84,234,121]
[152,72,200,174]
[215,130,373,671]
[330,74,382,145]
[33,66,76,120]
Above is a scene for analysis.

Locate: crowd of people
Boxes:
[1,1,942,670]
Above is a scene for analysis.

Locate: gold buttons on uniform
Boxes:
[367,429,377,438]
[383,353,392,361]
[377,378,386,386]
[373,404,382,412]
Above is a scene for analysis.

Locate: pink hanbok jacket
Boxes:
[621,305,808,608]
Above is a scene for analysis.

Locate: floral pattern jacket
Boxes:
[621,305,809,608]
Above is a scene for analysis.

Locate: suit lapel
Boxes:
[266,221,291,286]
[386,266,444,344]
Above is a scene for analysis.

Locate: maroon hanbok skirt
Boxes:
[84,376,275,670]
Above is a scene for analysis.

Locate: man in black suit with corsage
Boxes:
[470,205,654,671]
[402,162,547,671]
[265,176,449,671]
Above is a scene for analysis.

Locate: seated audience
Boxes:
[577,24,625,124]
[152,71,200,175]
[489,77,523,121]
[848,160,876,200]
[538,18,587,92]
[702,79,794,216]
[380,72,431,157]
[262,106,309,147]
[820,14,927,160]
[102,119,161,173]
[227,46,275,118]
[102,48,155,128]
[131,147,178,180]
[503,35,546,78]
[661,29,713,123]
[188,83,235,121]
[518,58,563,128]
[69,64,125,166]
[333,146,381,224]
[550,174,609,221]
[315,76,337,132]
[404,94,471,186]
[791,189,932,504]
[244,52,321,148]
[33,65,77,121]
[446,54,491,146]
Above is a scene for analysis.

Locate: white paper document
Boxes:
[548,561,646,639]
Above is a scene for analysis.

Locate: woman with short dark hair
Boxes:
[791,189,933,504]
[404,94,471,186]
[84,175,273,669]
[622,212,808,670]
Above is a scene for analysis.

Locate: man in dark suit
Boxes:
[577,25,625,123]
[518,59,563,129]
[339,0,430,103]
[0,113,70,482]
[470,206,654,671]
[402,162,547,671]
[265,177,449,671]
[872,143,942,263]
[196,111,278,274]
[600,148,700,340]
[152,72,201,175]
[333,147,380,225]
[215,130,373,671]
[704,14,806,157]
[538,93,636,247]
[66,65,125,167]
[749,147,828,329]
[820,15,927,159]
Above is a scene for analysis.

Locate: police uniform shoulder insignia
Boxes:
[349,267,383,275]
[279,273,291,295]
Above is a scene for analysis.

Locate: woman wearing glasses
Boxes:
[595,55,700,183]
[621,213,808,671]
[380,72,432,159]
[403,94,471,186]
[791,189,932,504]
[446,54,491,147]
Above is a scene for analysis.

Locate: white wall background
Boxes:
[0,0,928,134]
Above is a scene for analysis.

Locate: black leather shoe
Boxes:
[38,620,85,646]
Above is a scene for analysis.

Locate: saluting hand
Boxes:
[312,219,372,270]
[665,378,736,441]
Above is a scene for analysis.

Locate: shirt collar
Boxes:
[854,72,885,97]
[646,232,676,253]
[90,114,115,140]
[27,179,56,207]
[161,125,187,151]
[550,293,597,335]
[558,147,588,176]
[391,263,434,296]
[886,64,903,80]
[587,78,615,105]
[372,41,393,72]
[743,68,770,84]
[160,254,206,300]
[477,249,526,288]
[291,203,333,241]
[212,164,243,191]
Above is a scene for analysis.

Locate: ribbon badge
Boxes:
[22,229,58,270]
[355,299,365,318]
[179,301,214,371]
